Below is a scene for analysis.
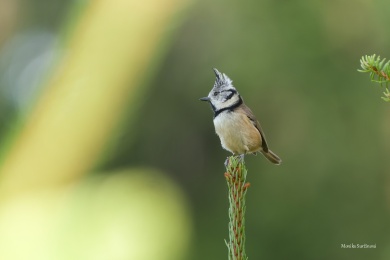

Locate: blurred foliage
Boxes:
[0,0,192,259]
[0,169,191,260]
[0,0,390,260]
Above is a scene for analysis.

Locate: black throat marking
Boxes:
[213,96,243,118]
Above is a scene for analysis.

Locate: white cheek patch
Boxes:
[221,95,239,107]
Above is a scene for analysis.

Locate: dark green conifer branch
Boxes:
[358,54,390,102]
[224,156,250,260]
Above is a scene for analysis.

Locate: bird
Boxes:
[200,68,281,165]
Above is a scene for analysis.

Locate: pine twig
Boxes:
[224,155,250,260]
[358,54,390,102]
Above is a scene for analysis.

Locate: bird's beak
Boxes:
[199,97,210,102]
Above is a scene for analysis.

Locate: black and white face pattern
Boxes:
[207,68,241,110]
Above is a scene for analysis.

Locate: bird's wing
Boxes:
[240,104,269,152]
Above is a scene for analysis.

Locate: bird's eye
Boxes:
[213,91,219,96]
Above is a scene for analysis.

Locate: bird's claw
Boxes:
[224,157,230,167]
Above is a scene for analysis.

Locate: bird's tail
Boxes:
[261,149,282,165]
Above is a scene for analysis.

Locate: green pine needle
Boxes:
[358,54,390,102]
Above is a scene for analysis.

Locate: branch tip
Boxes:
[359,54,390,102]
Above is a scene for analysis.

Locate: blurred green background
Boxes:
[0,0,389,259]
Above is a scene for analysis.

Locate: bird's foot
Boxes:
[224,157,230,167]
[225,154,245,167]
